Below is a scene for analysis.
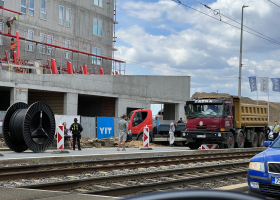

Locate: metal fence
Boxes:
[81,117,96,139]
[114,117,121,137]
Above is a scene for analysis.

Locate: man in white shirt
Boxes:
[169,120,177,147]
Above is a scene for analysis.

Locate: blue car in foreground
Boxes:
[248,136,280,198]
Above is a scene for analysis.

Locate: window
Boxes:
[47,35,53,55]
[21,0,27,13]
[41,0,46,20]
[94,0,103,7]
[28,30,34,52]
[65,40,70,59]
[92,47,102,65]
[93,18,103,37]
[0,0,5,7]
[132,111,148,127]
[66,7,71,27]
[29,0,34,16]
[0,23,3,45]
[40,33,46,54]
[59,5,64,25]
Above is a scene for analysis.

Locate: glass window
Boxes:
[92,47,102,65]
[65,40,70,59]
[29,0,34,16]
[66,7,71,27]
[185,104,224,117]
[21,0,27,13]
[0,0,5,7]
[40,33,46,54]
[93,18,103,37]
[59,5,64,25]
[47,35,53,55]
[28,30,34,52]
[0,22,3,45]
[94,0,103,7]
[41,0,46,20]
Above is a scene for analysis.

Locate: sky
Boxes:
[114,0,280,116]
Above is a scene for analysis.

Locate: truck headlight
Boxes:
[183,133,186,136]
[218,133,221,137]
[250,182,259,189]
[249,162,265,172]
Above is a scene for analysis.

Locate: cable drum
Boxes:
[2,102,56,153]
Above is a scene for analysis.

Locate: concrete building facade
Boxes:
[0,0,116,74]
[0,70,190,120]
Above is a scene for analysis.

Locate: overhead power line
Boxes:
[267,0,280,8]
[172,0,280,46]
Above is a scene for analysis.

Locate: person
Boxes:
[273,121,279,140]
[118,114,128,151]
[177,118,183,123]
[169,120,177,147]
[70,118,83,151]
[6,16,17,34]
[10,38,16,59]
[63,122,72,149]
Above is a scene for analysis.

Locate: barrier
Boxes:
[67,61,73,74]
[83,65,88,75]
[51,59,58,74]
[57,125,64,150]
[201,144,219,150]
[143,125,149,147]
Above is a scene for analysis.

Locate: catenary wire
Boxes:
[189,0,280,45]
[267,0,280,8]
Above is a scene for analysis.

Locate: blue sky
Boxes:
[114,0,280,116]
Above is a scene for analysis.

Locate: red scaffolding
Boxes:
[0,5,126,75]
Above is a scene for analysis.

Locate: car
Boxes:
[248,135,280,198]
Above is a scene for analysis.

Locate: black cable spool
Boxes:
[2,102,56,153]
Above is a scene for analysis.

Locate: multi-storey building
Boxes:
[0,0,117,74]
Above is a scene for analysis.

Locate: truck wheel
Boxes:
[258,132,265,147]
[225,132,235,148]
[188,142,200,150]
[236,132,245,148]
[251,132,258,147]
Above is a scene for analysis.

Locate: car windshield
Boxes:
[186,104,224,116]
[271,137,280,148]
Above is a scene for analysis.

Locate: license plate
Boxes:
[197,135,206,138]
[272,177,280,185]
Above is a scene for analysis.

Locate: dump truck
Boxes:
[182,96,268,149]
[128,109,187,143]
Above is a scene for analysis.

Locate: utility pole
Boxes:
[238,5,249,98]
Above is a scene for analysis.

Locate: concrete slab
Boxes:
[0,188,118,200]
[0,147,265,165]
[214,183,248,192]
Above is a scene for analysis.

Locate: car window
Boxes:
[271,137,280,148]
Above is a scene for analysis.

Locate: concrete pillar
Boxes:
[115,98,150,118]
[175,103,185,121]
[10,87,28,105]
[63,93,78,115]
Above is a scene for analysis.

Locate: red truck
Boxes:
[182,96,268,149]
[128,109,187,143]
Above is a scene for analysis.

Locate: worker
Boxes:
[117,114,128,151]
[177,118,183,123]
[10,38,16,59]
[6,16,17,34]
[70,118,83,151]
[272,121,279,140]
[169,120,177,147]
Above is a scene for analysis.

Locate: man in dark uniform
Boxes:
[70,118,83,151]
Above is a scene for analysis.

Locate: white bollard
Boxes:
[143,125,149,148]
[57,125,64,150]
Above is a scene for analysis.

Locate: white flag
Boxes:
[258,77,269,93]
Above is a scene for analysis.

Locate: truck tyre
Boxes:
[235,132,245,148]
[251,132,258,147]
[225,132,235,148]
[258,132,266,147]
[188,142,200,150]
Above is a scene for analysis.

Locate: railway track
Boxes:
[0,150,261,181]
[19,162,249,197]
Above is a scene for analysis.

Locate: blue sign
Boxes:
[97,117,114,139]
[271,78,280,92]
[248,77,257,92]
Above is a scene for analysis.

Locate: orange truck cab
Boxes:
[128,109,187,143]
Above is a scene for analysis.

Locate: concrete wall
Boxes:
[0,71,191,118]
[2,0,115,74]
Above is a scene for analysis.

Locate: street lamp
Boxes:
[238,5,249,98]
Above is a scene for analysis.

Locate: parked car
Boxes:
[248,135,280,198]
